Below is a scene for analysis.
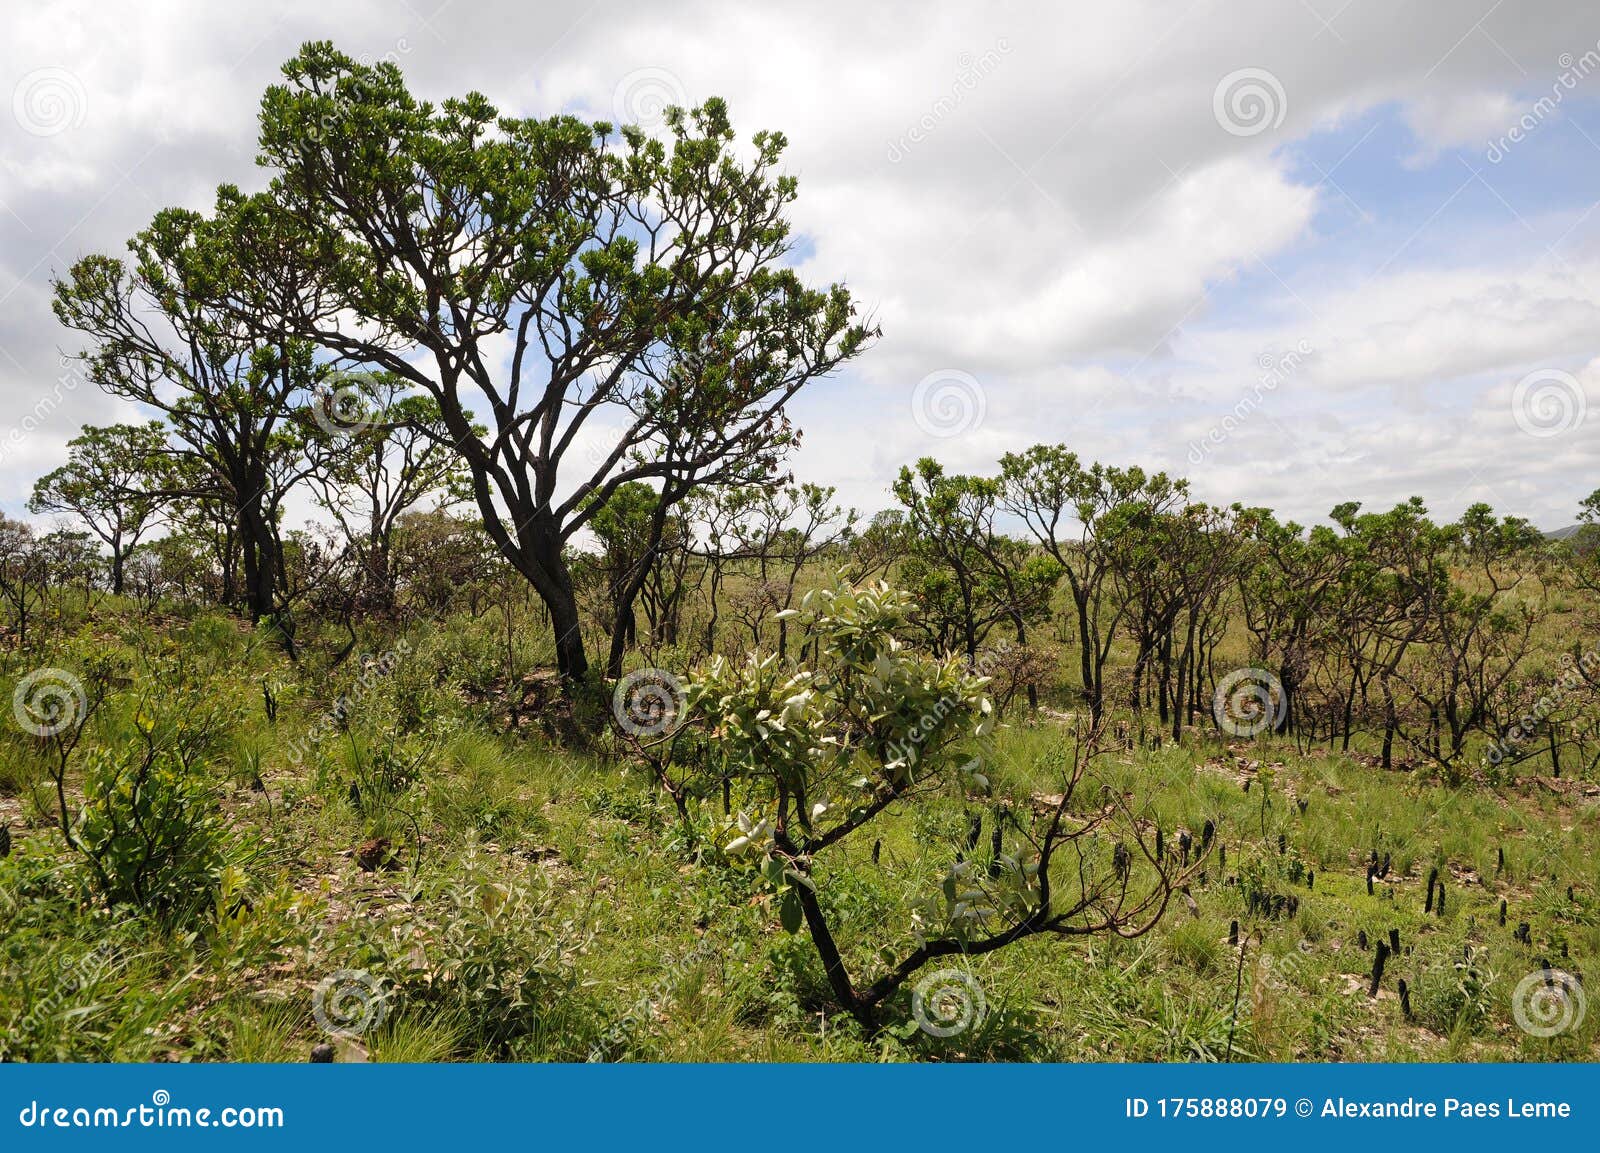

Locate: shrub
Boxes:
[71,715,230,919]
[663,578,1184,1037]
[318,848,588,1058]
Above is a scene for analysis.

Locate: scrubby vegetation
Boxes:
[2,519,1598,1061]
[2,42,1596,1063]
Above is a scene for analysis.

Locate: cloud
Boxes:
[3,0,1600,534]
[1401,89,1520,166]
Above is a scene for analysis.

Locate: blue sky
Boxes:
[4,1,1600,533]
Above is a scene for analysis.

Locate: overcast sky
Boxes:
[4,0,1600,532]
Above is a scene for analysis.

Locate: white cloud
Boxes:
[1401,88,1520,166]
[4,0,1600,533]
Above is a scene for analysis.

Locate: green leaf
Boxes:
[779,887,803,934]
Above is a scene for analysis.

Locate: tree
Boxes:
[845,509,910,581]
[1330,499,1450,768]
[303,372,469,613]
[0,516,48,646]
[53,204,322,633]
[1409,503,1541,769]
[694,482,855,662]
[28,422,168,594]
[664,581,1182,1035]
[1000,447,1186,726]
[1235,507,1352,741]
[585,480,693,673]
[230,42,874,681]
[1163,503,1245,743]
[389,509,500,617]
[894,458,1057,669]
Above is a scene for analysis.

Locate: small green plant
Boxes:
[208,866,317,975]
[665,578,1184,1036]
[71,719,230,919]
[1409,950,1495,1036]
[325,847,589,1059]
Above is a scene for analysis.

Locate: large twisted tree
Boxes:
[226,42,873,679]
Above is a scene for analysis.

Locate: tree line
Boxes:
[6,41,1600,776]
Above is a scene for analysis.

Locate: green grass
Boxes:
[0,596,1596,1063]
